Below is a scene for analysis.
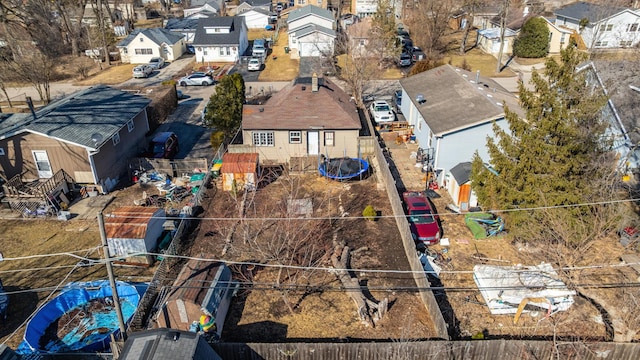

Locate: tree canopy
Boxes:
[203,73,245,143]
[368,0,399,65]
[470,46,615,231]
[512,17,550,58]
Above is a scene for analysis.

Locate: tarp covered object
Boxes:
[473,263,576,315]
[17,280,141,354]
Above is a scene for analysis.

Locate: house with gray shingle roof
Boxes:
[119,328,222,360]
[399,64,523,186]
[238,76,361,165]
[165,13,214,43]
[235,0,272,14]
[287,5,336,58]
[116,28,186,64]
[184,0,224,17]
[554,1,640,49]
[192,16,249,63]
[238,7,271,29]
[0,85,151,192]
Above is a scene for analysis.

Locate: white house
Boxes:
[477,27,518,56]
[554,1,640,49]
[235,0,271,14]
[192,16,249,63]
[165,14,206,44]
[287,5,336,58]
[398,64,524,186]
[116,28,186,64]
[184,0,223,17]
[238,8,270,29]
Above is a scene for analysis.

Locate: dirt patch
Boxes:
[258,33,299,81]
[190,174,437,341]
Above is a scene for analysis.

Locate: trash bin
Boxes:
[284,46,289,54]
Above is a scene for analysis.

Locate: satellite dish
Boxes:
[91,133,103,144]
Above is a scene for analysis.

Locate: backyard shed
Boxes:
[155,259,237,337]
[105,207,166,264]
[221,153,259,191]
[447,162,477,211]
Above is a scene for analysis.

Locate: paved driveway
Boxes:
[122,55,196,87]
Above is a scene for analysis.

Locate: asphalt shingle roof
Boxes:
[189,0,222,10]
[117,28,185,47]
[242,77,360,130]
[287,5,334,23]
[399,64,523,136]
[293,23,336,38]
[554,1,628,23]
[450,162,472,185]
[192,16,244,46]
[119,329,222,360]
[0,85,151,150]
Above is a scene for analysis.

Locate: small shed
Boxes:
[221,153,259,192]
[447,162,477,211]
[105,207,166,264]
[155,259,236,337]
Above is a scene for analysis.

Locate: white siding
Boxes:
[289,16,334,32]
[239,11,269,29]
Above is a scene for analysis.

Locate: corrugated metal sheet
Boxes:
[221,153,258,174]
[212,341,640,360]
[105,207,164,239]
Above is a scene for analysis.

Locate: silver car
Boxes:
[148,57,165,69]
[132,65,153,78]
[178,72,215,86]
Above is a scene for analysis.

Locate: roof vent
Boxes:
[416,94,426,104]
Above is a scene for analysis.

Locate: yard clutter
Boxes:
[464,212,504,239]
[132,169,205,209]
[473,263,576,320]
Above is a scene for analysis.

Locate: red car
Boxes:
[403,191,441,246]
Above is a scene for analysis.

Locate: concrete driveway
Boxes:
[121,55,197,87]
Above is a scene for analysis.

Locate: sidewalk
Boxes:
[490,57,544,93]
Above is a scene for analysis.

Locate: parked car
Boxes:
[403,191,441,246]
[410,46,426,62]
[132,65,153,78]
[150,132,179,159]
[397,36,412,49]
[252,39,267,57]
[369,100,394,123]
[398,52,412,67]
[394,89,402,114]
[179,72,215,86]
[148,57,165,70]
[248,58,261,71]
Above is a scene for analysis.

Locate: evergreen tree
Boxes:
[470,46,612,231]
[204,73,245,143]
[369,0,400,65]
[512,17,550,58]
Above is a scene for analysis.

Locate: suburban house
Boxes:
[192,16,249,63]
[238,8,271,29]
[554,1,640,49]
[165,14,211,43]
[237,76,362,166]
[287,5,336,58]
[345,17,372,58]
[183,0,224,17]
[116,28,186,64]
[235,0,272,14]
[0,85,151,193]
[541,16,573,53]
[398,64,523,186]
[119,329,222,360]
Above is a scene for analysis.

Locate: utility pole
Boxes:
[98,211,128,342]
[496,0,510,74]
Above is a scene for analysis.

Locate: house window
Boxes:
[219,47,224,55]
[226,47,231,55]
[359,39,365,46]
[139,37,144,42]
[297,0,305,4]
[560,33,566,43]
[628,23,639,32]
[112,133,120,146]
[252,132,274,146]
[620,40,633,47]
[599,24,613,31]
[595,40,608,47]
[204,49,208,55]
[289,131,302,144]
[127,120,134,132]
[134,48,153,55]
[324,131,334,146]
[122,48,128,54]
[317,0,321,4]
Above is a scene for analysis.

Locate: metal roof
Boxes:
[0,85,151,150]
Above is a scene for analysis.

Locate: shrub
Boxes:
[363,205,376,221]
[161,79,176,86]
[512,17,550,58]
[409,58,446,76]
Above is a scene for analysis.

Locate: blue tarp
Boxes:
[17,280,142,354]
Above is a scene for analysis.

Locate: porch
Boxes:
[1,169,79,216]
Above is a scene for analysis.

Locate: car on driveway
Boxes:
[179,72,215,86]
[403,191,441,246]
[132,65,153,78]
[398,52,412,67]
[150,132,179,159]
[369,100,394,123]
[248,58,261,71]
[148,57,165,69]
[410,46,426,62]
[394,89,402,114]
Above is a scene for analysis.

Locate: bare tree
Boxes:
[52,0,89,56]
[405,0,456,58]
[495,0,509,73]
[91,0,112,66]
[369,0,400,67]
[459,0,486,55]
[10,47,56,103]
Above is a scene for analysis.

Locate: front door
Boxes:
[307,131,319,155]
[32,150,53,178]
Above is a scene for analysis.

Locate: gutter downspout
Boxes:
[88,148,100,186]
